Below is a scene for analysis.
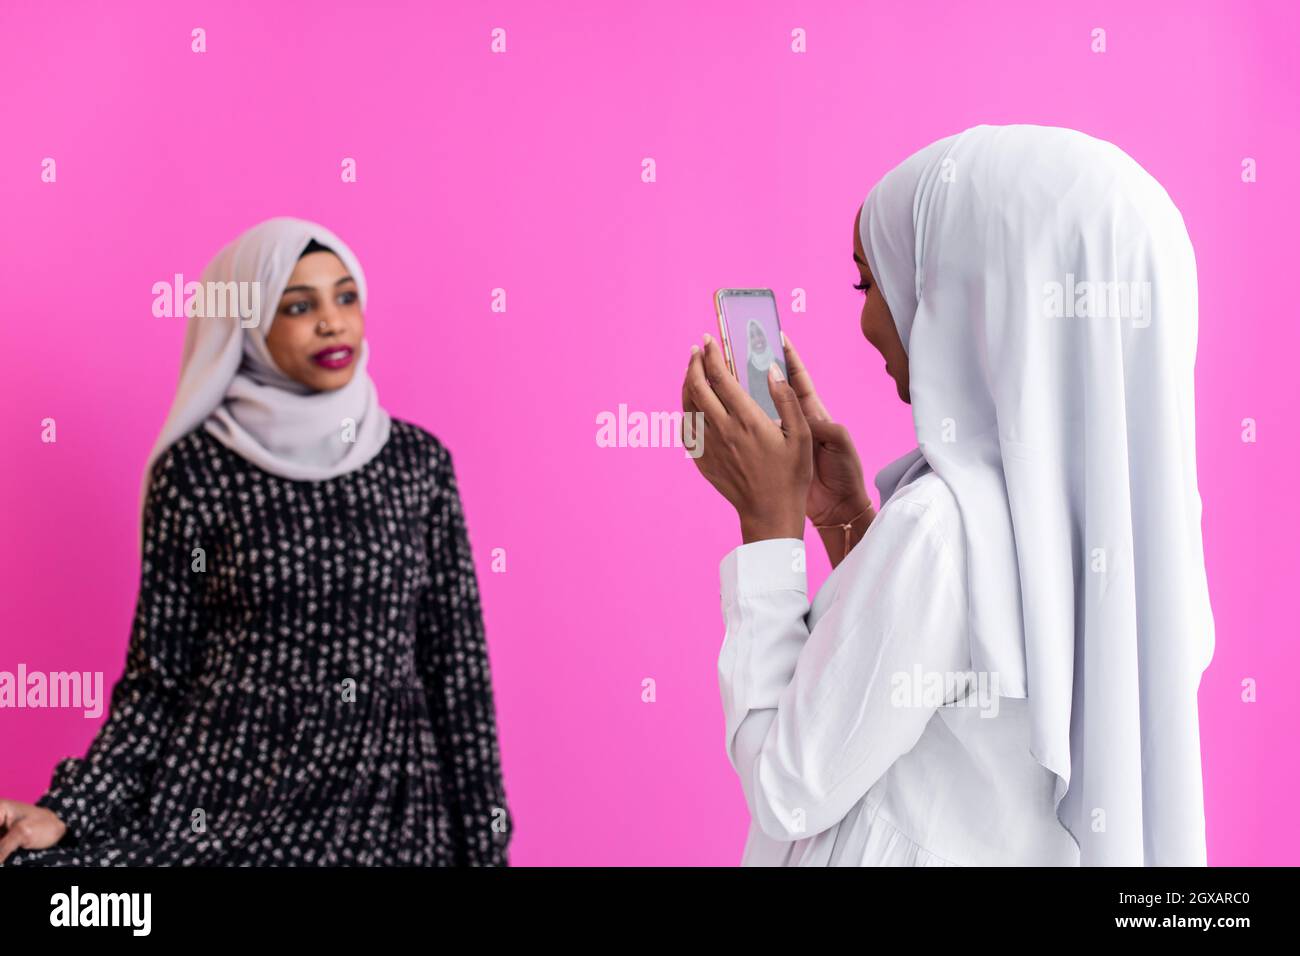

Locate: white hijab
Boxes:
[141,217,392,535]
[746,318,774,371]
[861,125,1215,866]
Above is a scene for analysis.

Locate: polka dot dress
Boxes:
[6,419,512,866]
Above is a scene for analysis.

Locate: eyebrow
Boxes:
[853,252,868,267]
[282,275,356,295]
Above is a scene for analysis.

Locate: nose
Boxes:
[316,304,341,335]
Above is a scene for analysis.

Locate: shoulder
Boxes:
[815,468,970,660]
[886,470,958,522]
[146,427,220,494]
[386,416,454,475]
[859,470,966,590]
[387,419,469,525]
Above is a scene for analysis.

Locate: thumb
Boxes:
[768,363,808,440]
[807,418,849,447]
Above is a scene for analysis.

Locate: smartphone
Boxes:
[714,288,787,421]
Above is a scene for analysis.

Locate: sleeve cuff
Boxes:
[720,537,808,606]
[35,788,84,847]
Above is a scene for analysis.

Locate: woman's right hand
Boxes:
[0,799,67,864]
[780,333,872,527]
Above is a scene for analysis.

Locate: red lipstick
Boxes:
[311,345,354,370]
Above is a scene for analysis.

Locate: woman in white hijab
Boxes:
[744,319,781,420]
[1,217,513,867]
[682,124,1214,866]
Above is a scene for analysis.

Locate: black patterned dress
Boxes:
[5,418,511,866]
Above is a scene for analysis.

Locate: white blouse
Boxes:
[717,449,1081,866]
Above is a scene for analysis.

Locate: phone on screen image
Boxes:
[714,288,787,421]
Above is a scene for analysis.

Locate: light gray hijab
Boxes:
[141,217,392,535]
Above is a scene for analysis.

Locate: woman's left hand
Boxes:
[681,334,812,543]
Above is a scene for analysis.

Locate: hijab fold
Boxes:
[141,217,392,538]
[861,125,1214,865]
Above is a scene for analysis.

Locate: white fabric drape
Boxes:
[860,124,1215,865]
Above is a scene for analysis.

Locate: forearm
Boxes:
[418,563,512,865]
[718,539,814,839]
[720,568,862,842]
[429,670,511,865]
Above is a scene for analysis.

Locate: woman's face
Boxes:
[749,322,768,353]
[265,251,364,391]
[853,203,910,403]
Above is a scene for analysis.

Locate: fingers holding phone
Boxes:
[681,335,810,543]
[780,331,832,424]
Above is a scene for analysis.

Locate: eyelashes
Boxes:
[282,291,359,316]
[852,280,872,295]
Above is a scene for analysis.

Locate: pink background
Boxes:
[1,0,1296,865]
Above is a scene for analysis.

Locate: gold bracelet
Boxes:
[814,505,873,558]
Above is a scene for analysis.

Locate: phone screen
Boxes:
[716,289,787,421]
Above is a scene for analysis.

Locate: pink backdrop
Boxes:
[1,0,1296,865]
